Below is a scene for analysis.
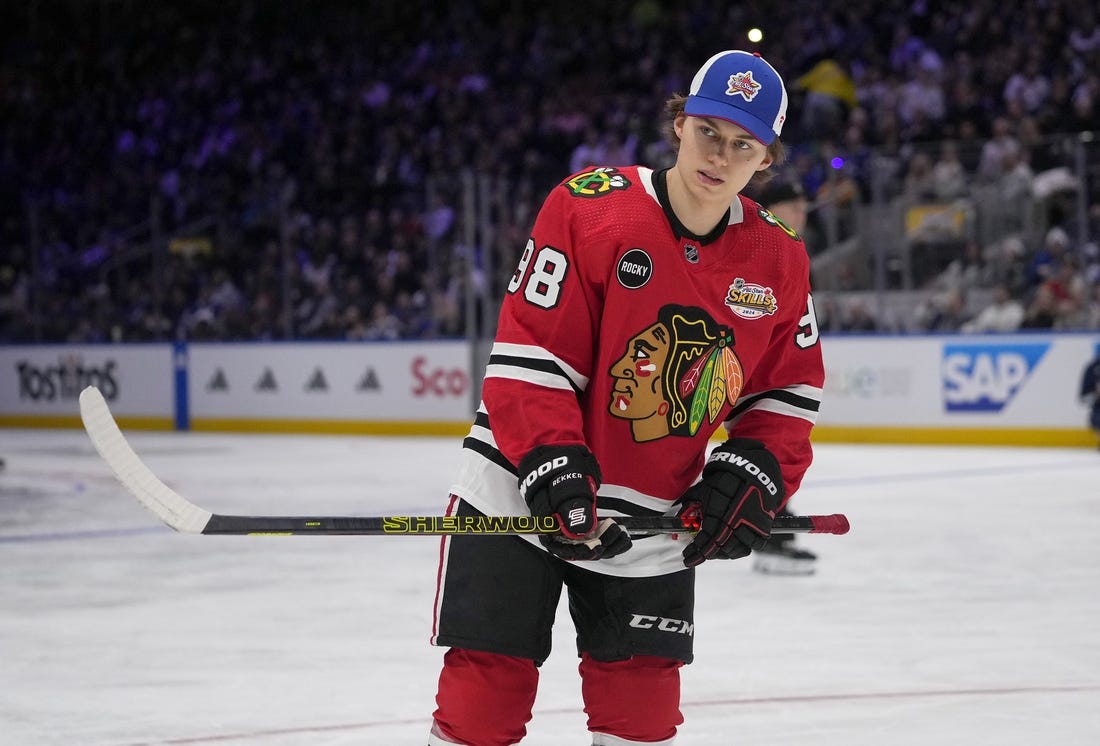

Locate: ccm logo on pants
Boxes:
[628,615,694,636]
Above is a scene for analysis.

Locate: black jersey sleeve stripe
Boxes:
[462,435,517,476]
[472,409,490,430]
[487,353,584,395]
[723,386,821,423]
[596,495,667,517]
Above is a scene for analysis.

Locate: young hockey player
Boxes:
[429,50,824,745]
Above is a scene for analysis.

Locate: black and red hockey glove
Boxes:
[677,438,785,568]
[518,444,631,560]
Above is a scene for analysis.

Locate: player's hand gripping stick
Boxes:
[677,438,785,567]
[518,444,632,560]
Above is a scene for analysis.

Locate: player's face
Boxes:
[673,114,773,200]
[609,323,671,420]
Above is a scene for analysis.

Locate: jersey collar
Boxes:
[645,167,746,245]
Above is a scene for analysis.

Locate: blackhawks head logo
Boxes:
[608,305,744,442]
[566,167,631,198]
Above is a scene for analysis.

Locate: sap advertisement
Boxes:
[818,333,1098,428]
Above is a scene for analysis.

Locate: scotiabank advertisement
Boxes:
[187,341,473,422]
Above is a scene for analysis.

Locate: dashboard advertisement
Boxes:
[817,333,1099,442]
[3,334,1098,444]
[0,344,174,423]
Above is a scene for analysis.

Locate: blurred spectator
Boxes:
[960,285,1025,333]
[840,299,879,332]
[1028,226,1072,287]
[1068,11,1100,58]
[756,179,810,238]
[919,288,970,332]
[793,57,857,141]
[901,152,937,202]
[568,126,606,174]
[1047,255,1090,329]
[364,300,403,340]
[996,146,1034,210]
[813,293,843,334]
[976,117,1021,184]
[930,140,969,201]
[1003,54,1051,115]
[423,193,457,244]
[938,240,992,293]
[1082,282,1100,330]
[1020,282,1060,329]
[1068,73,1100,132]
[897,62,947,141]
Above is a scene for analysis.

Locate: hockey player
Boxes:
[750,177,820,576]
[429,50,824,745]
[1081,350,1100,449]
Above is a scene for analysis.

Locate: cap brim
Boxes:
[684,95,775,145]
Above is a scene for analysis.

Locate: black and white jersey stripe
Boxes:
[483,342,589,394]
[723,383,822,427]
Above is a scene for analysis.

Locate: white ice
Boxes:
[2,427,1099,745]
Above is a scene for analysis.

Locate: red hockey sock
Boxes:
[580,653,683,742]
[432,648,539,746]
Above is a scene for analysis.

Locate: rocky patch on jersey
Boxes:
[565,166,631,198]
[725,278,778,320]
[616,248,653,289]
[608,304,744,443]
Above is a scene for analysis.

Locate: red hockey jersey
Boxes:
[448,165,824,576]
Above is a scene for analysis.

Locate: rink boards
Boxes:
[1,334,1098,446]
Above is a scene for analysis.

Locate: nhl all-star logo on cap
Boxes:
[685,50,788,145]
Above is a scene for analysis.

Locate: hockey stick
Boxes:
[79,386,849,537]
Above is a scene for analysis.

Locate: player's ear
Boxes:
[673,112,687,141]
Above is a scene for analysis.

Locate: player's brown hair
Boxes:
[662,94,785,184]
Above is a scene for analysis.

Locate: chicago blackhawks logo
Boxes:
[759,207,801,241]
[608,305,744,442]
[566,167,631,198]
[725,278,778,319]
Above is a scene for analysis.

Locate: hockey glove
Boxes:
[678,438,785,568]
[518,444,631,560]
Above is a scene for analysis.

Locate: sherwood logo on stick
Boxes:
[382,516,559,534]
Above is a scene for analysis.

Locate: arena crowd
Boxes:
[1,0,1099,342]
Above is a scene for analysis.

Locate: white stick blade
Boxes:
[79,386,212,533]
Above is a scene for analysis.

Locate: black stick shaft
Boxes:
[202,513,849,536]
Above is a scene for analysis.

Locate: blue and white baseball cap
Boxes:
[685,50,788,145]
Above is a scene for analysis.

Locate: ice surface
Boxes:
[2,427,1099,745]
